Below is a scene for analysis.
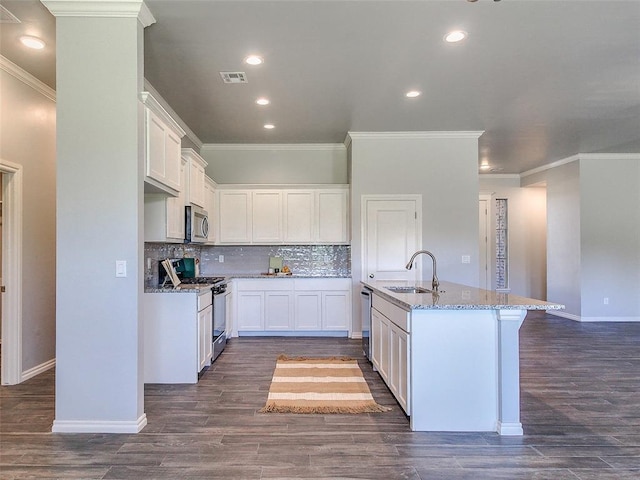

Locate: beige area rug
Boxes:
[260,355,391,414]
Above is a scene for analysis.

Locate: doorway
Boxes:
[1,161,23,385]
[361,195,422,282]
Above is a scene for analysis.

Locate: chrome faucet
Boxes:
[405,250,439,291]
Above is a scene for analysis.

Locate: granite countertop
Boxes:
[362,280,565,311]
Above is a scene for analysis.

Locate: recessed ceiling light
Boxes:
[264,124,275,129]
[256,98,270,106]
[244,55,263,66]
[444,30,467,43]
[406,90,421,98]
[20,35,45,50]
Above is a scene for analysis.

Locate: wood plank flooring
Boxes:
[2,311,640,479]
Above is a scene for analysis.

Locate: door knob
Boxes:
[369,274,374,278]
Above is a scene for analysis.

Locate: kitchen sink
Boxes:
[385,286,432,294]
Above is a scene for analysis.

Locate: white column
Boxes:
[496,309,527,435]
[42,0,155,433]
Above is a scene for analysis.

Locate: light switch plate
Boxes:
[461,255,471,264]
[116,260,127,277]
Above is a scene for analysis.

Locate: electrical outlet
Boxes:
[218,255,224,263]
[115,260,127,277]
[604,297,609,305]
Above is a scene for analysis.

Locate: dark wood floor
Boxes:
[2,312,640,479]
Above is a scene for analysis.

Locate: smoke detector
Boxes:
[220,72,248,84]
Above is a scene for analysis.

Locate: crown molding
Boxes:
[520,152,640,178]
[479,174,521,180]
[345,131,484,143]
[0,56,56,102]
[41,0,155,27]
[201,143,346,152]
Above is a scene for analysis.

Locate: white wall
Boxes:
[479,176,547,299]
[349,133,481,333]
[579,157,640,319]
[0,62,56,373]
[200,144,347,184]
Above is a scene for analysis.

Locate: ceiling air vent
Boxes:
[220,72,248,84]
[0,5,21,23]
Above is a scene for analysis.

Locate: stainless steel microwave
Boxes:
[185,205,209,243]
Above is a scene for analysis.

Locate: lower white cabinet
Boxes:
[233,278,351,335]
[371,294,410,413]
[144,289,213,384]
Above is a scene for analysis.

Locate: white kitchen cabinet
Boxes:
[144,289,212,384]
[144,157,187,242]
[234,278,350,334]
[204,176,217,244]
[321,291,350,330]
[294,292,322,330]
[141,92,185,195]
[252,191,283,243]
[217,186,349,245]
[283,190,315,243]
[236,291,264,330]
[198,304,213,371]
[317,189,349,243]
[218,190,252,243]
[182,148,207,208]
[225,287,234,337]
[371,294,410,414]
[265,291,294,330]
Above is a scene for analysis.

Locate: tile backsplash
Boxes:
[145,243,351,287]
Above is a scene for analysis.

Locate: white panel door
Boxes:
[364,197,420,281]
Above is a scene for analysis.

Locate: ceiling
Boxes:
[2,0,639,174]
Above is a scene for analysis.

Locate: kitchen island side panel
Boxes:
[410,309,498,432]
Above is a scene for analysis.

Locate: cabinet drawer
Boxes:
[197,290,212,311]
[235,279,294,291]
[294,278,350,291]
[373,295,410,332]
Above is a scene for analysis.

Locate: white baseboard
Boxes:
[22,358,56,382]
[497,421,523,436]
[548,310,640,322]
[52,414,147,434]
[580,316,640,323]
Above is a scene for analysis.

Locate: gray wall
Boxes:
[349,133,481,333]
[200,144,347,184]
[479,176,547,299]
[0,65,56,372]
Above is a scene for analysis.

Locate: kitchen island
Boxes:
[362,279,564,435]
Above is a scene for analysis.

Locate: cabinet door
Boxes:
[166,158,186,240]
[294,292,322,330]
[283,191,314,243]
[198,304,212,372]
[321,291,350,330]
[317,190,348,243]
[371,308,383,372]
[164,128,182,192]
[204,179,216,243]
[225,291,233,337]
[236,291,264,330]
[147,110,167,183]
[396,325,410,413]
[265,292,293,330]
[252,191,282,243]
[219,191,252,243]
[373,309,390,382]
[189,158,206,208]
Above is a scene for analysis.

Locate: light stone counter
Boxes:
[362,280,564,311]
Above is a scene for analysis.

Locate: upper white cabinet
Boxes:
[182,148,207,208]
[144,157,187,243]
[204,176,217,244]
[252,191,283,243]
[141,92,185,196]
[218,190,252,243]
[217,186,349,245]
